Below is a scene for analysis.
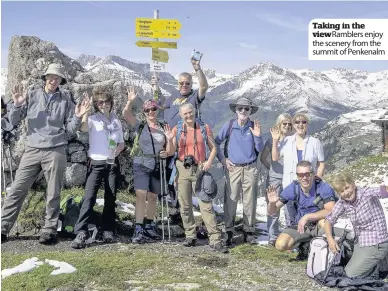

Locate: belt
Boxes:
[234,160,256,167]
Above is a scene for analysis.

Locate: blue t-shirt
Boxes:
[163,89,203,128]
[279,180,336,224]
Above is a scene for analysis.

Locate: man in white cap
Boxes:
[215,97,264,246]
[1,63,91,245]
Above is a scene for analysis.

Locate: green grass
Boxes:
[0,249,222,290]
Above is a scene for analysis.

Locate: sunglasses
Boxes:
[296,172,313,178]
[282,123,292,126]
[97,100,111,106]
[236,106,251,112]
[179,82,191,86]
[294,120,307,125]
[144,107,158,113]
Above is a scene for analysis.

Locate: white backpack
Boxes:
[306,237,341,278]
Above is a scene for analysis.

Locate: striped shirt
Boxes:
[326,186,388,247]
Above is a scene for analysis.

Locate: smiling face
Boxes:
[337,183,357,202]
[293,115,308,136]
[235,105,251,122]
[45,74,62,93]
[178,75,193,96]
[280,118,293,135]
[96,98,112,114]
[179,104,195,125]
[296,165,314,190]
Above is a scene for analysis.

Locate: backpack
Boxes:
[175,118,209,159]
[223,119,259,158]
[306,236,341,279]
[130,120,167,158]
[58,194,83,233]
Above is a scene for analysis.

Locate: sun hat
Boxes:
[41,63,67,85]
[229,97,258,114]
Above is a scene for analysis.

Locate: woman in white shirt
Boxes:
[271,113,325,227]
[71,89,125,249]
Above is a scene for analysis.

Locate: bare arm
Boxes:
[304,201,335,222]
[196,68,208,99]
[80,112,89,132]
[316,161,325,178]
[122,101,136,127]
[271,138,280,161]
[115,142,125,156]
[260,144,271,170]
[206,133,217,165]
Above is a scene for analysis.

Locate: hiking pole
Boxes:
[162,158,171,241]
[1,143,6,197]
[159,158,165,243]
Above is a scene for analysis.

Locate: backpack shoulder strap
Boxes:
[197,119,209,159]
[293,181,301,211]
[176,120,184,149]
[224,119,235,158]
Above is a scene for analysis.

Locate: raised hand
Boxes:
[11,84,27,107]
[249,120,261,137]
[126,86,138,102]
[266,185,279,204]
[75,94,91,118]
[163,124,174,140]
[270,126,281,141]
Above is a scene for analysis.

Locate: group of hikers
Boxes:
[1,54,388,280]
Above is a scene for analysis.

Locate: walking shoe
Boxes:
[243,231,255,244]
[144,224,162,241]
[71,232,88,249]
[268,240,276,247]
[182,238,196,247]
[210,242,229,253]
[1,233,8,244]
[39,232,57,245]
[102,231,115,243]
[132,229,149,244]
[225,231,234,247]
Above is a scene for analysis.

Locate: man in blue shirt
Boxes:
[215,97,264,245]
[267,160,337,258]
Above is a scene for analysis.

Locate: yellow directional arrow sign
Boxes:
[136,18,181,32]
[135,40,177,49]
[152,48,169,63]
[136,30,180,39]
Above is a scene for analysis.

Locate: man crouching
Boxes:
[267,160,337,259]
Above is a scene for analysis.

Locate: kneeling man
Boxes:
[267,160,337,258]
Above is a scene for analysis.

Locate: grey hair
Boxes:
[296,160,313,172]
[179,103,196,114]
[178,72,193,82]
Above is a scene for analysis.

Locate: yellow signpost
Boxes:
[136,18,181,32]
[152,48,169,63]
[135,40,177,49]
[136,30,180,39]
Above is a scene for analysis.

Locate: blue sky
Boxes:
[1,1,388,75]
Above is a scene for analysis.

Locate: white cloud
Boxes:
[238,42,258,50]
[255,12,307,32]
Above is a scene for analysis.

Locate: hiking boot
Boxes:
[102,231,115,243]
[144,224,162,241]
[210,242,229,253]
[132,229,149,244]
[1,233,8,244]
[39,232,57,245]
[182,238,196,247]
[225,231,234,247]
[243,231,255,244]
[71,232,88,249]
[295,242,310,261]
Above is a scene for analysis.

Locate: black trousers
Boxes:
[74,158,119,234]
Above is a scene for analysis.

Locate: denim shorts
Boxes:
[133,163,161,194]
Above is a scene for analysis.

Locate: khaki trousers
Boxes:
[1,146,67,235]
[224,162,258,233]
[176,160,221,244]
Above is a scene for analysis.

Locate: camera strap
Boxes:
[146,124,158,167]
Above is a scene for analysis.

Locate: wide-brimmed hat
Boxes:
[229,97,258,114]
[195,171,218,202]
[41,63,67,85]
